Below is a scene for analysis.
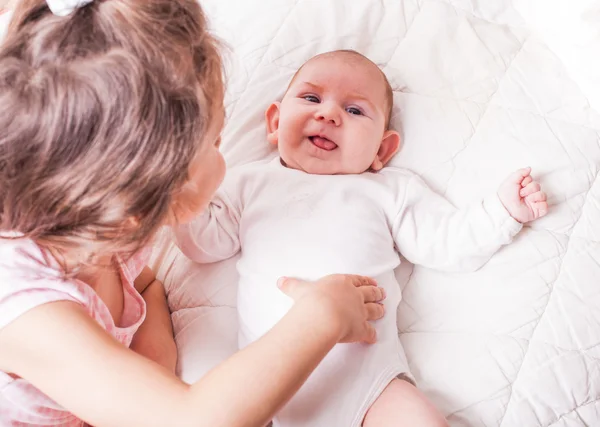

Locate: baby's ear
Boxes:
[265,102,281,146]
[371,130,401,171]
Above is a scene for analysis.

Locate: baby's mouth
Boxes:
[309,135,338,151]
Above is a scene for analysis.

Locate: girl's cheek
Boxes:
[217,154,226,184]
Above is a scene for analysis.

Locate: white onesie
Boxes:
[175,157,522,427]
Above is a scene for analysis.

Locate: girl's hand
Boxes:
[277,274,386,345]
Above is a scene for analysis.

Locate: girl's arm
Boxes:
[0,275,384,427]
[130,267,176,373]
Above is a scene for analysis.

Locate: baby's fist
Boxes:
[498,167,548,224]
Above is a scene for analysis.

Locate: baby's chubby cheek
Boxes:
[341,147,378,174]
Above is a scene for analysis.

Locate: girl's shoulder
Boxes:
[0,234,57,280]
[0,235,90,331]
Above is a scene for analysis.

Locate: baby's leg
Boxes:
[363,379,448,427]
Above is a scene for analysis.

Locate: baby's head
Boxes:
[266,50,400,175]
[0,0,225,267]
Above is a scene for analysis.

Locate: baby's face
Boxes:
[266,54,399,175]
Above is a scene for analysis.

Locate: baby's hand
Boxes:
[498,167,548,224]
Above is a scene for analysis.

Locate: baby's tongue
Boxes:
[311,136,337,151]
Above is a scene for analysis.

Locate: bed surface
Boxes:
[153,1,600,425]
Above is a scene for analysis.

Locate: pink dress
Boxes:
[0,235,149,426]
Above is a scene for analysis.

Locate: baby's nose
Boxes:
[315,103,341,126]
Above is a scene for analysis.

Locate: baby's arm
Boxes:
[393,169,547,272]
[175,189,241,263]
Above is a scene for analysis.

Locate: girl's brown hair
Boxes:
[0,0,223,270]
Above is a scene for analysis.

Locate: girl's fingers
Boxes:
[350,275,377,287]
[360,285,386,303]
[365,302,385,321]
[276,276,307,298]
[361,323,378,344]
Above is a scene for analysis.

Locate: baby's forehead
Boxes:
[295,52,384,86]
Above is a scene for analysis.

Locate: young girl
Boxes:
[0,1,386,426]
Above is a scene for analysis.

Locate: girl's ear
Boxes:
[265,102,281,146]
[370,130,401,171]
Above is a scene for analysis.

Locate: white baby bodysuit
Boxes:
[175,157,522,427]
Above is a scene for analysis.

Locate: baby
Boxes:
[176,50,548,427]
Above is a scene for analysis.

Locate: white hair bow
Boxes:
[46,0,94,17]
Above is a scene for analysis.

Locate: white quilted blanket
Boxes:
[151,1,600,426]
[5,0,598,425]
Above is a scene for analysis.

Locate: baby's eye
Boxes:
[346,107,363,116]
[303,95,320,103]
